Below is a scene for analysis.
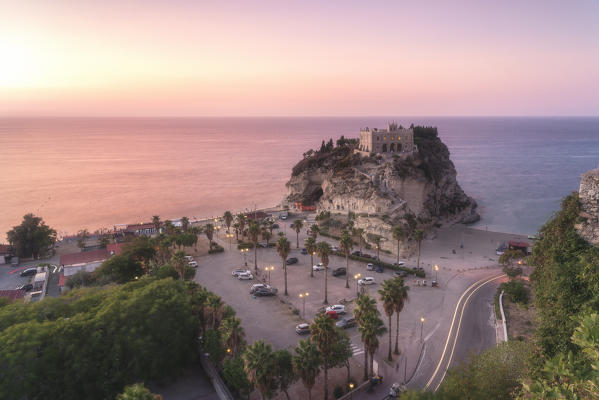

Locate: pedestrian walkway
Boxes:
[351,343,364,357]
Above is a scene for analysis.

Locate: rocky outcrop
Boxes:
[576,166,599,245]
[284,127,479,255]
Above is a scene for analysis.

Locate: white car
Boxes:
[232,269,251,277]
[326,304,346,315]
[184,255,193,261]
[358,277,375,286]
[367,263,375,271]
[313,263,325,271]
[393,261,405,266]
[331,246,339,252]
[188,261,198,268]
[238,272,254,280]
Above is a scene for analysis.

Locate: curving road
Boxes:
[424,274,505,391]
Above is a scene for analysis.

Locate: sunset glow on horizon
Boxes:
[1,0,598,116]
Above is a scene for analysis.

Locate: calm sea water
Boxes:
[1,117,598,239]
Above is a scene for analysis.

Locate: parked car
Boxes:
[331,246,339,252]
[286,257,299,265]
[326,304,346,314]
[352,250,362,257]
[188,261,198,268]
[232,269,251,277]
[325,310,339,319]
[375,265,384,273]
[394,270,409,277]
[367,263,375,271]
[393,261,406,266]
[280,215,287,220]
[250,284,277,294]
[336,317,356,329]
[313,263,325,271]
[19,268,37,277]
[238,272,254,280]
[254,287,276,296]
[16,283,33,292]
[301,248,308,255]
[412,267,425,275]
[362,253,373,259]
[184,255,193,261]
[358,277,375,286]
[296,323,310,335]
[332,267,346,276]
[272,224,280,229]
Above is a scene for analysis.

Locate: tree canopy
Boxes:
[6,213,56,259]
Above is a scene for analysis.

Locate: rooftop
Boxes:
[60,249,109,266]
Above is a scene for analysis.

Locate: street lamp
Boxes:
[299,292,309,318]
[420,317,425,343]
[215,225,221,240]
[354,273,361,296]
[226,233,234,250]
[434,264,439,282]
[240,248,249,266]
[265,266,274,285]
[349,383,355,400]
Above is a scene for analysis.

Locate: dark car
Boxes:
[352,250,362,257]
[301,248,308,255]
[255,288,276,296]
[412,267,425,274]
[16,283,33,292]
[336,317,356,329]
[272,224,280,229]
[394,270,409,277]
[375,265,384,273]
[286,257,298,265]
[19,268,37,277]
[332,267,346,276]
[361,253,373,259]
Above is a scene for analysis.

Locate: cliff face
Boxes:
[576,166,599,245]
[284,127,479,255]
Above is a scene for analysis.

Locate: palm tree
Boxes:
[309,224,319,239]
[392,225,407,263]
[219,316,246,356]
[237,214,246,240]
[292,219,303,248]
[412,229,425,269]
[371,234,382,261]
[249,221,261,274]
[207,293,224,329]
[339,230,353,289]
[205,224,214,250]
[353,294,377,380]
[171,250,187,280]
[393,277,409,355]
[181,216,190,232]
[277,236,291,296]
[305,237,317,278]
[361,313,387,377]
[310,314,338,400]
[233,222,240,241]
[164,220,175,235]
[152,215,161,235]
[378,280,396,361]
[316,241,331,304]
[223,211,234,233]
[262,228,272,247]
[353,227,364,255]
[243,340,277,400]
[293,339,321,400]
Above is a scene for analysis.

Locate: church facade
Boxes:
[358,122,415,154]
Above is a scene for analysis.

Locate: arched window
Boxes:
[382,144,387,152]
[390,143,395,152]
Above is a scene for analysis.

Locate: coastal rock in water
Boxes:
[576,165,599,245]
[284,127,479,255]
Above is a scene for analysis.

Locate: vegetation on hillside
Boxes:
[6,213,57,259]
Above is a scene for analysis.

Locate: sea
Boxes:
[1,117,598,240]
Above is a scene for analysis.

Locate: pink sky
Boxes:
[1,0,598,116]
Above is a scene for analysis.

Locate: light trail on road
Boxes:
[424,273,506,391]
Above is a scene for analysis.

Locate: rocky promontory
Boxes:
[284,127,479,256]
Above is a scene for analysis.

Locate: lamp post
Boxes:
[215,225,221,240]
[265,266,274,285]
[354,273,361,296]
[420,317,425,343]
[241,248,248,266]
[349,383,355,399]
[226,233,234,250]
[434,264,439,282]
[299,292,309,318]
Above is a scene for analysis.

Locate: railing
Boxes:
[199,353,235,400]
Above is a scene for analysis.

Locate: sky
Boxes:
[1,0,598,117]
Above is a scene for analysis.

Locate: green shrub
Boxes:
[501,280,529,304]
[209,244,225,254]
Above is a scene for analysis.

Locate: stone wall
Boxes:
[576,166,599,245]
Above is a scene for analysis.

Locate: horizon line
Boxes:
[2,114,599,119]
